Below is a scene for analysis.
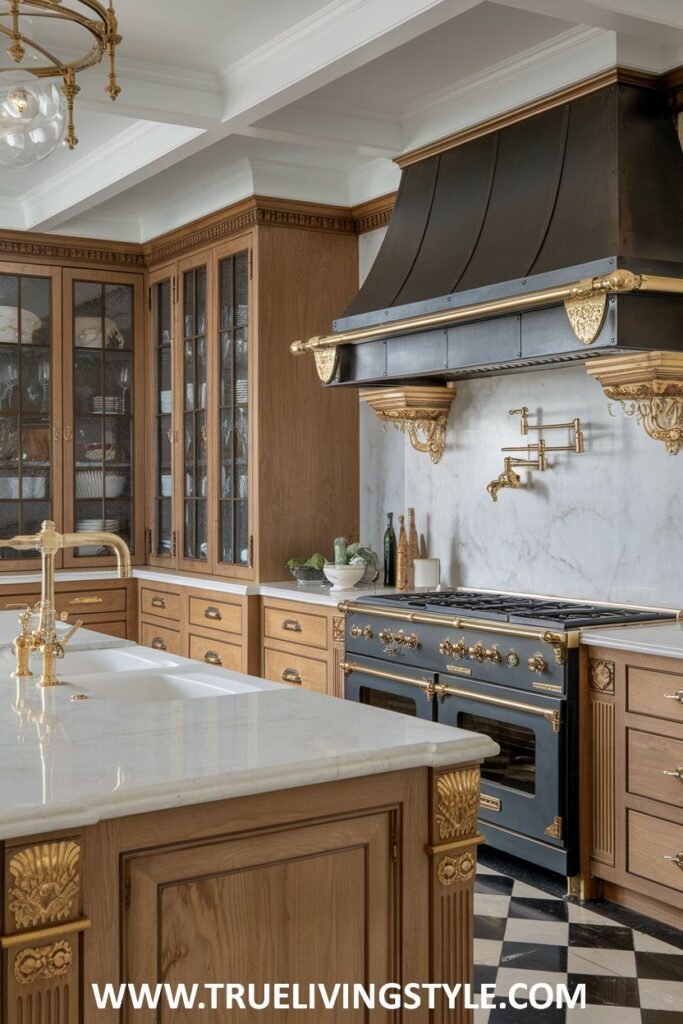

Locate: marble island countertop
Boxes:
[580,621,683,660]
[0,641,497,842]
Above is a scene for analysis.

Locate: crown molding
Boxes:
[0,229,144,269]
[352,193,396,234]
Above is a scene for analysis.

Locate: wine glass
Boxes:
[118,364,131,413]
[37,360,50,413]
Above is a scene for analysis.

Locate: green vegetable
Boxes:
[304,553,325,570]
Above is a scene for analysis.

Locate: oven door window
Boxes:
[459,712,536,794]
[360,686,418,717]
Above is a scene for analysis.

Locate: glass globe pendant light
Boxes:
[0,1,122,170]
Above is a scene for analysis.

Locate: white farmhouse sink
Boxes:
[68,667,280,704]
[62,648,183,675]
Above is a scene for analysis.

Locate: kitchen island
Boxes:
[0,630,496,1024]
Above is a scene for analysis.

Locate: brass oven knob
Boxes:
[350,625,362,638]
[506,651,520,667]
[439,639,453,656]
[528,653,548,673]
[378,629,393,643]
[362,625,374,640]
[468,642,485,662]
[486,646,502,664]
[395,629,419,649]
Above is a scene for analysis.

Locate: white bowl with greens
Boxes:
[323,563,366,590]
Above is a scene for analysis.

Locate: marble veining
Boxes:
[581,622,683,660]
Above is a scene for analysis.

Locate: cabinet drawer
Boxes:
[263,647,327,694]
[87,619,128,640]
[57,589,127,615]
[189,633,241,671]
[627,666,683,723]
[264,605,328,650]
[189,596,241,635]
[0,591,39,612]
[141,587,181,622]
[628,729,683,808]
[628,809,683,893]
[140,621,182,655]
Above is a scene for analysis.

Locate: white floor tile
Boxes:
[476,864,499,876]
[474,893,511,918]
[566,1006,641,1023]
[639,977,683,1010]
[504,918,569,946]
[474,938,503,966]
[494,967,567,998]
[512,880,559,900]
[473,1010,490,1024]
[567,947,637,976]
[633,930,683,954]
[567,903,619,926]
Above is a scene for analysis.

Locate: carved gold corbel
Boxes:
[587,351,683,454]
[360,385,457,463]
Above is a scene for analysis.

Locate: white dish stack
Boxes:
[76,471,126,498]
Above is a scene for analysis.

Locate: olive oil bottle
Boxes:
[383,512,397,586]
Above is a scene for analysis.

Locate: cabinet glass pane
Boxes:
[0,272,52,560]
[182,267,208,561]
[73,280,135,557]
[151,278,173,558]
[218,251,249,566]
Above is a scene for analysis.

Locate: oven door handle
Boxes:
[341,660,435,694]
[440,683,561,733]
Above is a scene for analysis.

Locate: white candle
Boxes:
[413,558,440,589]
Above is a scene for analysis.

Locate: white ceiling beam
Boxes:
[219,0,483,130]
[498,0,683,48]
[245,102,403,158]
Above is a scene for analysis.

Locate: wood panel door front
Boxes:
[124,812,396,1022]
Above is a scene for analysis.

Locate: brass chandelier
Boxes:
[0,0,122,151]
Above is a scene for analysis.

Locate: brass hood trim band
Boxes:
[291,272,683,357]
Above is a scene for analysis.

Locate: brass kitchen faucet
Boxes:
[0,520,131,686]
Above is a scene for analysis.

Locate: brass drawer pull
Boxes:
[69,596,104,606]
[282,668,302,685]
[665,690,683,704]
[663,852,683,870]
[283,619,302,633]
[662,765,683,782]
[205,606,222,621]
[151,596,166,609]
[204,651,222,666]
[152,637,167,651]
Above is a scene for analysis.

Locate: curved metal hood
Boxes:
[330,78,683,385]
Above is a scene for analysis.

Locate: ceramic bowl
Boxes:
[322,563,365,591]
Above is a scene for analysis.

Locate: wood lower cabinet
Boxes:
[0,578,138,639]
[261,598,346,696]
[584,647,683,927]
[1,764,483,1024]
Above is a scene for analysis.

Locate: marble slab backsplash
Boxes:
[358,228,683,608]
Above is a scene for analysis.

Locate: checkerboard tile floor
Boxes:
[474,859,683,1023]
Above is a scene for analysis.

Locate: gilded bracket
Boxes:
[360,386,457,463]
[564,289,608,344]
[587,351,683,455]
[313,345,340,384]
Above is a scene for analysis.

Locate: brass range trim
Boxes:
[338,601,577,651]
[436,684,562,733]
[291,271,683,357]
[341,661,433,692]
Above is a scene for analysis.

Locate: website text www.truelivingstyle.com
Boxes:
[92,981,586,1013]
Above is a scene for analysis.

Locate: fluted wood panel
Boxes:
[591,696,616,865]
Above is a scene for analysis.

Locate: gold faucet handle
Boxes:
[60,618,84,647]
[17,608,34,636]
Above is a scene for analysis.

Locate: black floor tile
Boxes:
[489,1003,565,1023]
[567,973,640,1007]
[476,873,515,896]
[474,963,498,992]
[569,922,635,950]
[508,897,569,923]
[641,1011,683,1024]
[475,914,508,941]
[500,940,567,973]
[635,951,683,982]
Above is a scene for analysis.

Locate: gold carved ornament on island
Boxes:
[8,841,80,930]
[14,940,73,986]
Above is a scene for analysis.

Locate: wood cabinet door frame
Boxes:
[0,260,64,573]
[211,231,256,581]
[62,267,146,568]
[146,263,178,569]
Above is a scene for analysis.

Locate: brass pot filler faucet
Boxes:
[0,521,131,686]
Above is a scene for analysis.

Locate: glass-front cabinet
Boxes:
[0,263,61,569]
[63,268,145,567]
[216,244,251,575]
[148,267,176,566]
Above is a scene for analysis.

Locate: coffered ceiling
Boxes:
[1,0,681,241]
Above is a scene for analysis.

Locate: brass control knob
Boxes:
[378,629,393,643]
[350,625,362,638]
[351,624,374,640]
[528,653,548,673]
[396,629,419,649]
[468,642,485,662]
[439,639,454,656]
[507,651,520,667]
[486,646,502,664]
[362,625,374,640]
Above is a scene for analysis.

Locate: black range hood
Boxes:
[325,77,683,386]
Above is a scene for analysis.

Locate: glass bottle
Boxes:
[383,512,396,586]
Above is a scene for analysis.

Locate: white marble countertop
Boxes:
[0,647,497,841]
[0,610,134,653]
[581,621,683,660]
[0,568,398,605]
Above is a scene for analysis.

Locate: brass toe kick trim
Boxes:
[1,918,92,950]
[426,834,485,856]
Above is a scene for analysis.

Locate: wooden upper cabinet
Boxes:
[147,266,176,567]
[0,262,63,572]
[62,268,145,568]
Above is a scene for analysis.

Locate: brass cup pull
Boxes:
[152,637,167,651]
[663,852,683,870]
[662,765,683,782]
[204,607,222,621]
[204,651,222,666]
[665,690,683,704]
[282,668,302,685]
[152,596,166,609]
[69,596,104,606]
[283,619,302,633]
